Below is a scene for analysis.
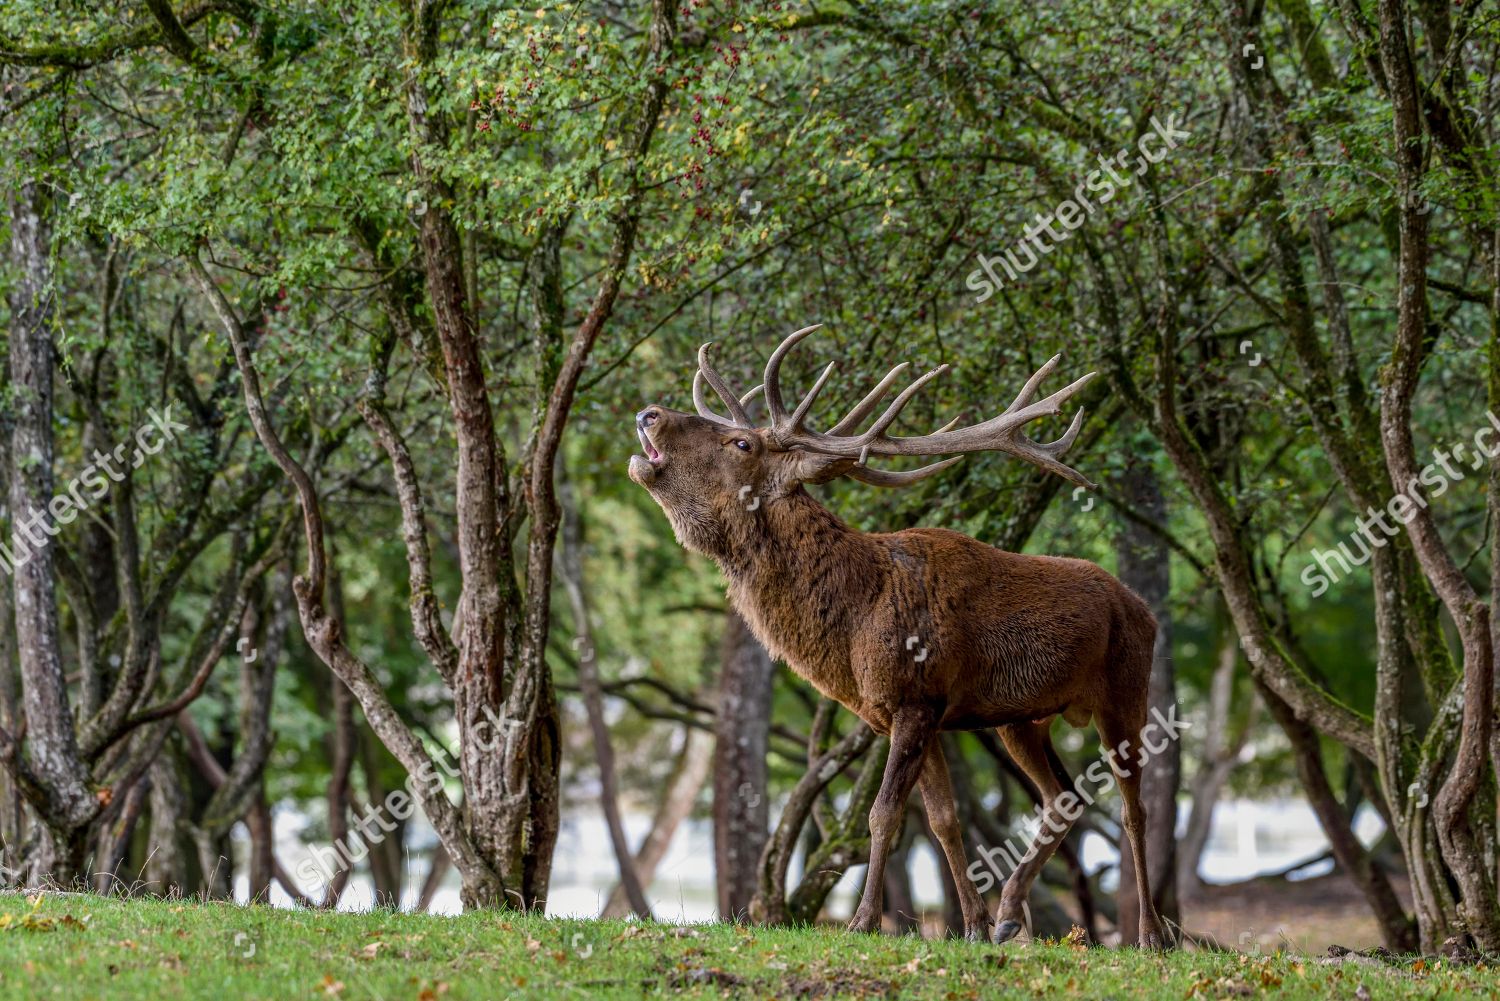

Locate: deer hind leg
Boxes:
[993,719,1078,944]
[847,707,937,934]
[918,743,993,942]
[1095,702,1167,950]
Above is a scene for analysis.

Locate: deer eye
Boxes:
[734,439,752,452]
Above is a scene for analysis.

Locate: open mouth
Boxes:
[638,428,663,465]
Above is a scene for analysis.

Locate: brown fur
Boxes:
[630,406,1165,948]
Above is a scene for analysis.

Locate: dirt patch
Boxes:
[772,970,898,998]
[1180,871,1413,954]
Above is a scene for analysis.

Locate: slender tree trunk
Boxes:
[0,536,20,883]
[177,712,313,907]
[358,742,406,906]
[714,609,773,921]
[602,725,713,919]
[417,843,452,912]
[1373,0,1500,950]
[1115,450,1179,940]
[92,775,148,894]
[752,711,875,924]
[1258,680,1417,951]
[324,556,356,908]
[1178,625,1252,898]
[785,736,887,925]
[146,756,187,896]
[244,794,275,902]
[557,464,650,917]
[5,176,101,884]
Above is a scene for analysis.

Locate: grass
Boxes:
[0,891,1493,1000]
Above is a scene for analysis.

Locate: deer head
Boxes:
[629,324,1098,557]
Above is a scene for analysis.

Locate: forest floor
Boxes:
[1183,871,1413,954]
[1,890,1494,1000]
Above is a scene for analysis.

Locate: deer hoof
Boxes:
[1140,930,1166,951]
[964,922,993,944]
[846,913,880,935]
[993,919,1023,944]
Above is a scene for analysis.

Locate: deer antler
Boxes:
[695,325,1098,489]
[694,343,766,428]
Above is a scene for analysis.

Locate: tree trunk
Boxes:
[324,556,356,908]
[4,174,99,885]
[417,843,452,912]
[1114,450,1180,940]
[0,543,21,885]
[92,775,148,894]
[603,725,713,918]
[714,609,773,921]
[1371,0,1500,950]
[784,736,886,925]
[752,712,875,925]
[1178,624,1252,898]
[558,465,650,917]
[1258,680,1417,951]
[146,756,187,896]
[244,794,275,903]
[358,741,406,907]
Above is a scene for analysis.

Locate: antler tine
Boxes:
[788,360,838,432]
[693,368,746,427]
[697,343,754,428]
[1000,366,1095,429]
[762,323,824,426]
[828,362,911,435]
[693,369,724,423]
[846,456,964,487]
[1037,401,1087,454]
[1005,353,1061,414]
[861,364,950,442]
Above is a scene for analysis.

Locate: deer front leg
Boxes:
[846,708,936,934]
[919,744,993,942]
[993,720,1077,945]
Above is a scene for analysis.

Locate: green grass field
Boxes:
[0,891,1491,999]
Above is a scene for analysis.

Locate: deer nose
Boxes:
[636,408,661,429]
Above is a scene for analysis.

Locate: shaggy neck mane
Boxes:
[714,487,863,579]
[714,487,885,689]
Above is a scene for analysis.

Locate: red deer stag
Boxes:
[628,324,1164,949]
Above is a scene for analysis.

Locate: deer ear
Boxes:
[785,450,857,485]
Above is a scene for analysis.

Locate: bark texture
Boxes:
[713,609,773,921]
